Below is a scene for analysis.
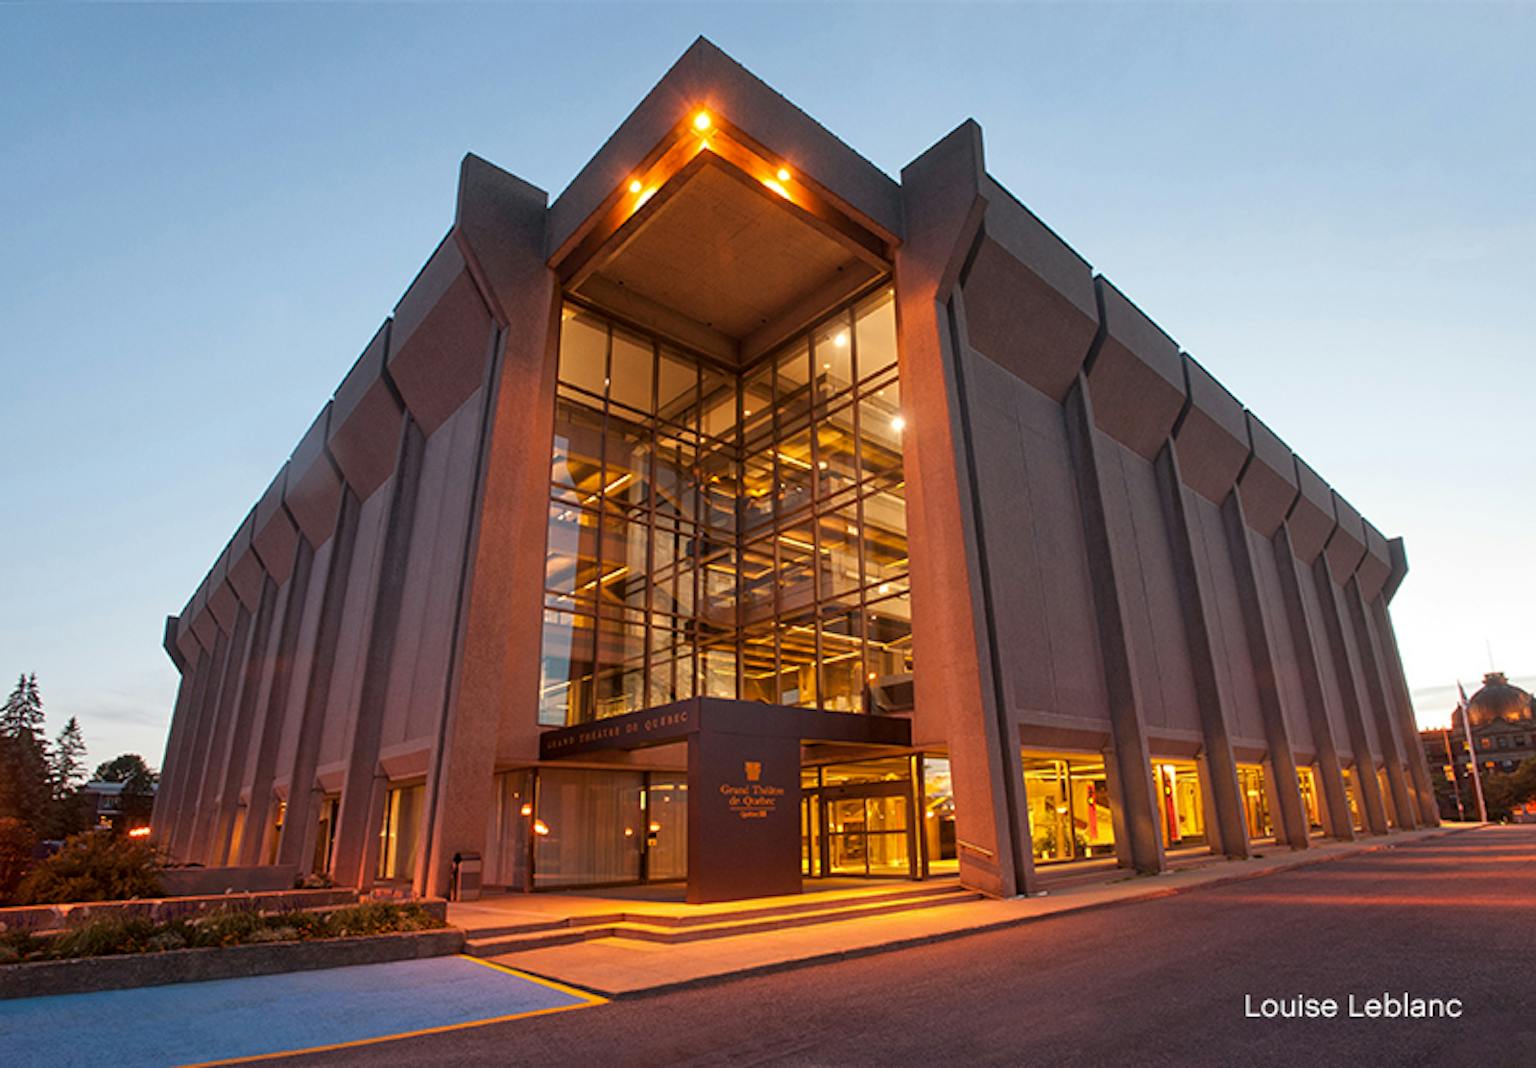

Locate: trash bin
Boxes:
[451,851,482,902]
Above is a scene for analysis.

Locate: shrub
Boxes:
[187,906,266,948]
[14,831,162,905]
[323,901,441,938]
[0,817,37,902]
[48,916,159,959]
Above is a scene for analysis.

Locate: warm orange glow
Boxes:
[776,167,791,182]
[628,179,643,194]
[533,819,551,836]
[762,178,790,200]
[127,826,151,838]
[891,415,906,432]
[519,802,533,817]
[693,110,712,131]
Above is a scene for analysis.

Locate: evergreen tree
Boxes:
[0,674,51,830]
[50,717,87,799]
[0,673,45,738]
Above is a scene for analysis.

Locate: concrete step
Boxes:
[460,880,962,940]
[464,884,981,956]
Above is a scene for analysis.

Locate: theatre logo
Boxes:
[720,760,784,820]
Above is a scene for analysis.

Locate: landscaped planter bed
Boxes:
[0,926,466,999]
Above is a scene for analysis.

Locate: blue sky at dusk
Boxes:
[1,3,1532,769]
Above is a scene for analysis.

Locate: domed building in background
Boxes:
[1423,672,1536,821]
[1460,673,1533,730]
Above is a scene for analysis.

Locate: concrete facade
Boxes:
[151,39,1435,902]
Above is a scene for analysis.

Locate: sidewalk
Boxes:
[485,823,1482,998]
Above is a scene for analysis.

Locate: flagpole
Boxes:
[1458,681,1488,823]
[1442,727,1464,821]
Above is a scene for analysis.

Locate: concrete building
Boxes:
[150,39,1437,904]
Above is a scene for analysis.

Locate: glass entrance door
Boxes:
[820,788,912,877]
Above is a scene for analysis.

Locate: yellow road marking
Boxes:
[175,955,606,1067]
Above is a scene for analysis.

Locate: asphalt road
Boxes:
[293,826,1536,1068]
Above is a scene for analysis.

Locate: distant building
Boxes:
[1420,673,1536,820]
[80,780,156,833]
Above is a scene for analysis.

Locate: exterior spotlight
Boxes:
[520,803,533,817]
[128,826,151,838]
[776,167,791,182]
[629,179,643,194]
[693,111,712,131]
[533,819,551,836]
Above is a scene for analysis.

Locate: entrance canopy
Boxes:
[540,699,911,903]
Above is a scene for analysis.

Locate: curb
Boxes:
[510,825,1484,1000]
[0,928,466,1001]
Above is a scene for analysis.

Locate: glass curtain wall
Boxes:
[541,288,907,726]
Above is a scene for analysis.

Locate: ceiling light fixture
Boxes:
[693,111,712,131]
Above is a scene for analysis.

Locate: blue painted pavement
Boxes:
[0,954,594,1067]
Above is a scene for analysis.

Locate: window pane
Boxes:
[777,611,818,709]
[608,326,654,413]
[815,403,858,500]
[700,366,737,439]
[654,433,698,527]
[540,608,595,726]
[775,423,814,521]
[775,340,812,426]
[740,538,776,626]
[858,393,904,486]
[741,623,776,703]
[545,503,601,603]
[854,288,897,382]
[533,769,644,888]
[776,522,817,617]
[551,396,606,503]
[862,487,909,594]
[558,307,608,397]
[742,361,773,449]
[864,594,913,682]
[819,610,865,713]
[603,414,651,516]
[813,311,853,403]
[657,346,698,429]
[817,507,863,599]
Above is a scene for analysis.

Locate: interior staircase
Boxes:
[461,881,982,957]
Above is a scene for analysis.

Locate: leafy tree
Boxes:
[94,753,158,832]
[13,831,162,905]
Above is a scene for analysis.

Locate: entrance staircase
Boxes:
[461,880,982,957]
